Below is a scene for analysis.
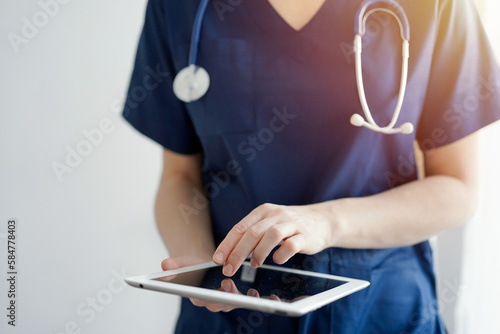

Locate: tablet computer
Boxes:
[125,261,369,316]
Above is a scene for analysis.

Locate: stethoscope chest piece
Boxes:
[173,64,210,103]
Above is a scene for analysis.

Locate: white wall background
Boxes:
[0,1,499,334]
[0,1,180,334]
[453,2,500,333]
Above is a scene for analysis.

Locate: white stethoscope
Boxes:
[173,0,414,135]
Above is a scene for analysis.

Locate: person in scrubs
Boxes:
[123,0,500,332]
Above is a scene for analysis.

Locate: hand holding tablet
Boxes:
[189,277,281,313]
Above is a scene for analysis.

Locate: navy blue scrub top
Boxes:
[124,0,500,333]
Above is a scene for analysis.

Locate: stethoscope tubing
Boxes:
[354,35,410,133]
[355,0,410,40]
[352,1,413,135]
[188,0,211,66]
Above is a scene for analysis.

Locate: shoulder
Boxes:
[150,0,199,17]
[144,0,199,22]
[143,0,199,42]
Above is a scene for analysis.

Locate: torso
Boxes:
[148,1,467,332]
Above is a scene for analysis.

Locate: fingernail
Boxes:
[221,280,231,292]
[250,259,259,268]
[248,289,258,297]
[214,252,224,263]
[223,264,233,276]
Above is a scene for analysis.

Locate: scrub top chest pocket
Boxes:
[179,39,256,136]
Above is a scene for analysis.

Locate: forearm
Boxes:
[326,175,477,249]
[155,174,215,259]
[214,136,479,272]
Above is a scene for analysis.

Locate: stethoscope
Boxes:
[173,0,414,135]
[172,0,211,103]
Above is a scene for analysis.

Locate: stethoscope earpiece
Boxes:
[350,114,366,128]
[399,122,414,135]
[351,113,414,135]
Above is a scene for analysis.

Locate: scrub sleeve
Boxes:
[123,0,201,155]
[123,0,500,333]
[417,0,500,147]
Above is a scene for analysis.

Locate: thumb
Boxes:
[161,258,180,271]
[161,255,212,271]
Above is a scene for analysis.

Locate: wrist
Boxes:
[321,199,349,248]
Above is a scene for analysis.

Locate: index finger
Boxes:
[212,208,265,265]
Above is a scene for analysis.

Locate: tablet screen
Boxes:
[153,263,346,303]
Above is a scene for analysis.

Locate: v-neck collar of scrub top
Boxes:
[246,0,340,63]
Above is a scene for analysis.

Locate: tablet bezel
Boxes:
[125,261,370,317]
